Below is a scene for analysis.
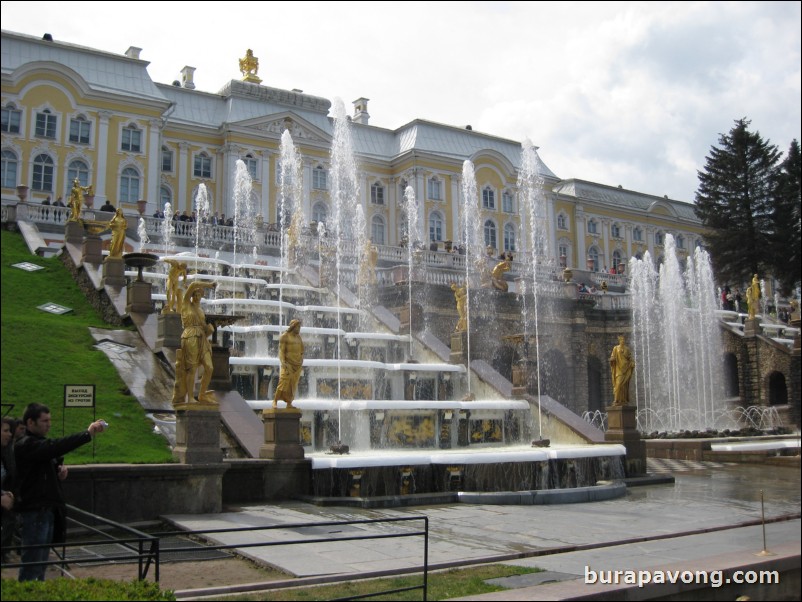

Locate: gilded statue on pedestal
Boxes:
[272,319,304,409]
[451,283,468,332]
[175,281,217,405]
[358,239,379,286]
[163,259,188,314]
[609,335,635,406]
[746,273,760,320]
[107,208,127,259]
[67,178,93,222]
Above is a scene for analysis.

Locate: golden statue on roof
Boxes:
[239,49,262,84]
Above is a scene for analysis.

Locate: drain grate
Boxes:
[65,535,231,566]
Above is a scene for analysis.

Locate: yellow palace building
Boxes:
[2,29,706,270]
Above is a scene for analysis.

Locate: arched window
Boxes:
[160,185,172,209]
[370,181,385,205]
[312,201,328,225]
[1,150,18,188]
[503,223,516,252]
[484,219,497,250]
[558,239,571,268]
[120,167,141,202]
[312,165,328,190]
[557,213,568,230]
[429,212,444,242]
[67,160,89,189]
[32,154,54,191]
[482,186,495,209]
[371,214,386,245]
[612,249,624,272]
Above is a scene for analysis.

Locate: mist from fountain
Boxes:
[459,160,482,395]
[629,234,726,432]
[161,202,174,251]
[193,183,210,273]
[279,129,304,326]
[403,185,420,359]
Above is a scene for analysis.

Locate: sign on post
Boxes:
[64,384,95,408]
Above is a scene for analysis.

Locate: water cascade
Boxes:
[403,185,421,358]
[459,160,482,395]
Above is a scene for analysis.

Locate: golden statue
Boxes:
[358,239,379,286]
[490,260,511,291]
[451,283,468,332]
[609,335,635,406]
[239,49,262,84]
[272,319,304,409]
[746,273,760,320]
[68,178,93,222]
[107,207,127,259]
[176,281,217,405]
[163,259,188,314]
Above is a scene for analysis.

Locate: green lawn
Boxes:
[1,229,173,464]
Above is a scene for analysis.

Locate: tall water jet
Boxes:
[279,129,304,326]
[517,140,550,439]
[193,183,209,272]
[329,98,363,442]
[459,160,482,396]
[403,185,421,358]
[630,234,725,432]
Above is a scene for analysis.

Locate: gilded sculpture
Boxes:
[239,49,262,84]
[68,178,93,222]
[107,207,127,259]
[451,283,468,332]
[272,319,304,409]
[609,335,635,406]
[163,259,188,314]
[746,273,760,320]
[490,260,511,291]
[175,281,217,405]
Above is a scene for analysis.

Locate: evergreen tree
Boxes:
[694,118,781,286]
[772,139,801,295]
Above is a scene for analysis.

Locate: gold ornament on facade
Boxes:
[239,49,262,84]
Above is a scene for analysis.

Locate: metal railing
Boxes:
[153,515,429,600]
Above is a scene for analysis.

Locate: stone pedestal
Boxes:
[101,256,126,287]
[157,313,183,349]
[126,279,154,314]
[450,331,468,365]
[64,220,84,244]
[743,317,760,337]
[82,233,104,264]
[260,408,304,459]
[511,359,537,397]
[173,405,222,464]
[605,404,646,477]
[210,346,232,391]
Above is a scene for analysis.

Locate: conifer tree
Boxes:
[694,118,781,286]
[772,139,801,295]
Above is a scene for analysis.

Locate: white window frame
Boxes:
[588,219,598,235]
[67,159,90,190]
[32,153,54,191]
[371,214,386,245]
[312,165,328,190]
[483,219,497,250]
[427,177,442,201]
[120,166,141,202]
[194,152,212,179]
[370,181,385,205]
[121,125,142,153]
[1,105,22,134]
[35,109,57,139]
[1,150,18,187]
[161,146,174,173]
[482,186,495,210]
[503,223,516,252]
[429,211,444,242]
[69,116,91,144]
[502,191,514,213]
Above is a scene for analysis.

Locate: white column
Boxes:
[388,176,397,246]
[601,218,611,270]
[547,194,557,260]
[450,174,460,243]
[646,226,655,259]
[625,223,633,261]
[146,118,161,213]
[575,206,586,264]
[301,158,312,221]
[415,168,425,242]
[95,111,112,203]
[261,150,271,221]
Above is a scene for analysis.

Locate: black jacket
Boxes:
[14,430,91,512]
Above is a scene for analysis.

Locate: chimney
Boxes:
[42,33,53,42]
[125,46,142,60]
[181,66,196,90]
[353,97,370,125]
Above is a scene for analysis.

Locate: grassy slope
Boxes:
[1,229,173,464]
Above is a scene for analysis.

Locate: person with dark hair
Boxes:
[1,416,17,562]
[14,403,107,581]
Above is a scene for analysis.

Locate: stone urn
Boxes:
[137,199,148,215]
[563,267,573,282]
[16,185,29,202]
[84,194,95,209]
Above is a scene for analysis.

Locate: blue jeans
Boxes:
[18,509,54,582]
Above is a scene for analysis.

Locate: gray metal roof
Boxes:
[554,179,697,219]
[1,30,167,104]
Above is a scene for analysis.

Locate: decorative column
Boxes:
[146,118,161,214]
[178,142,189,215]
[95,111,112,204]
[574,205,586,262]
[450,174,461,244]
[601,218,611,269]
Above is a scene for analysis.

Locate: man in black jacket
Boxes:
[14,403,106,581]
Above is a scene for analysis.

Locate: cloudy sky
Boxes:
[3,1,800,203]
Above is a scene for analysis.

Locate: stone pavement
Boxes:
[166,461,800,598]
